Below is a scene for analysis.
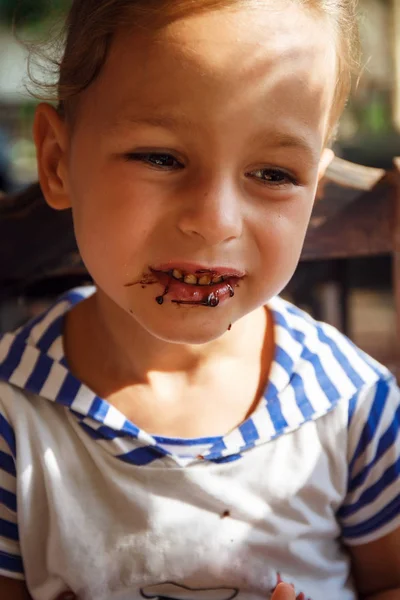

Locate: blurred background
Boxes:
[0,0,399,373]
[1,0,399,188]
[0,0,67,190]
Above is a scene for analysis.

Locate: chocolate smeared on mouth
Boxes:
[147,267,240,307]
[124,273,158,288]
[155,276,173,305]
[171,290,222,308]
[207,292,220,307]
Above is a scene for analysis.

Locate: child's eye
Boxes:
[124,152,184,170]
[247,167,299,188]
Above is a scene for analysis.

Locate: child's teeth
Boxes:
[172,269,184,280]
[172,271,226,286]
[198,274,212,286]
[184,274,198,285]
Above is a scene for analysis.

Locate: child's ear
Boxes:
[33,103,71,210]
[317,148,334,182]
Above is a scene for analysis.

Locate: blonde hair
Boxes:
[31,0,361,140]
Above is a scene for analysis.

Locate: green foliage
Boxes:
[0,0,69,27]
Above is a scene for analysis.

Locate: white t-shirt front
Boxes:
[0,289,399,600]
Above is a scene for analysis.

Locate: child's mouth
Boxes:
[150,266,244,307]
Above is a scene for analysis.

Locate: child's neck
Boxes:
[63,292,275,437]
[66,291,270,377]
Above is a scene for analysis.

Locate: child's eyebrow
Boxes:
[106,113,198,134]
[252,131,320,164]
[107,113,319,160]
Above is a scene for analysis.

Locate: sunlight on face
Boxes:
[64,2,337,344]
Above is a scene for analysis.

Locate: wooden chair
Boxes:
[294,156,400,378]
[0,156,399,377]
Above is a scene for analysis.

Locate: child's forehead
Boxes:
[114,3,335,71]
[78,2,336,140]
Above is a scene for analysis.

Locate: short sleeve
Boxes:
[0,411,24,579]
[338,375,400,546]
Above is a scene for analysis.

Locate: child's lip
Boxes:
[151,270,239,305]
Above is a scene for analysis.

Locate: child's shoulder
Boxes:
[266,297,399,459]
[0,286,93,351]
[269,295,395,391]
[0,286,94,404]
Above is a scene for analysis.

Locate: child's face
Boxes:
[39,2,336,344]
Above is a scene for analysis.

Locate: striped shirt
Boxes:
[0,287,399,600]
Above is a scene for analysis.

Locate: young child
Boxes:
[0,1,399,599]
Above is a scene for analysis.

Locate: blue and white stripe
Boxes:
[0,415,23,579]
[338,377,400,542]
[0,289,396,463]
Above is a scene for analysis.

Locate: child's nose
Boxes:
[176,177,243,246]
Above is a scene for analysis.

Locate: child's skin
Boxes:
[36,4,336,439]
[1,2,399,599]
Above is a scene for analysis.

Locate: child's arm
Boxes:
[364,588,400,597]
[348,526,400,599]
[338,374,400,600]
